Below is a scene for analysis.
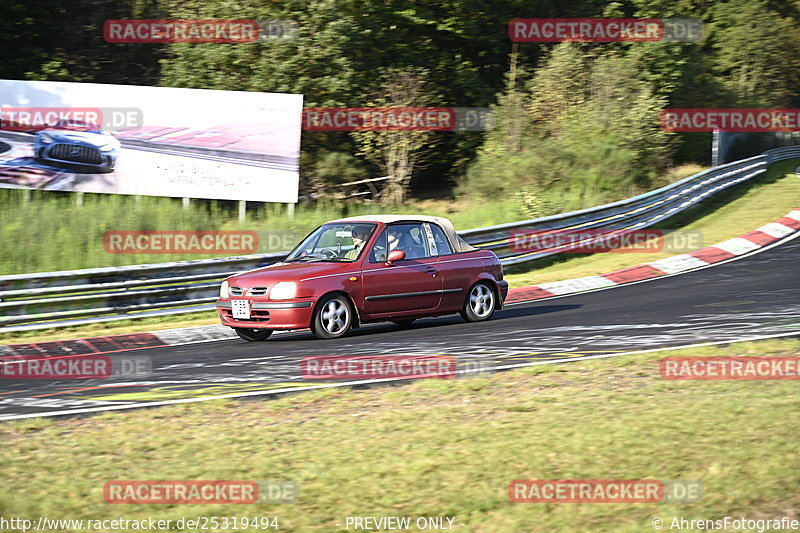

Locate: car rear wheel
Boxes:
[460,282,497,322]
[234,328,273,341]
[311,294,353,339]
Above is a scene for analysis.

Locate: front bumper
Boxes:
[37,144,116,168]
[216,298,315,330]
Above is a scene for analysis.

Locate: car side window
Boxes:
[391,223,430,259]
[369,229,389,263]
[370,223,432,261]
[425,223,453,256]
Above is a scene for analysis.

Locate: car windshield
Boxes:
[53,120,102,133]
[285,222,377,263]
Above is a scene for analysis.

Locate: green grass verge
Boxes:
[0,191,521,276]
[0,163,709,276]
[1,338,798,532]
[504,158,800,286]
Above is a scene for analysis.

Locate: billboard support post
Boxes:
[238,200,246,222]
[76,192,84,208]
[712,129,720,167]
[182,197,190,209]
[287,203,295,218]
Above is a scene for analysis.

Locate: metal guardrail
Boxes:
[0,253,285,330]
[3,145,800,332]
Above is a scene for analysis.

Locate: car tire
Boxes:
[234,328,274,341]
[460,282,497,323]
[392,319,416,328]
[311,293,354,339]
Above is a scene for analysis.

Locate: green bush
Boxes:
[461,45,672,216]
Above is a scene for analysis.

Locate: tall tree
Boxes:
[463,43,671,211]
[351,68,438,205]
[712,0,800,106]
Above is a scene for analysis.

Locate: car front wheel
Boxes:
[460,282,497,322]
[311,293,354,339]
[234,328,273,341]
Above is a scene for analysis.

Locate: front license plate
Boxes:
[231,299,251,319]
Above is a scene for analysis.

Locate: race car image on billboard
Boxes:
[0,79,302,201]
[34,119,120,173]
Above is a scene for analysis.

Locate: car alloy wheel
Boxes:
[234,328,274,341]
[312,294,353,339]
[460,282,496,322]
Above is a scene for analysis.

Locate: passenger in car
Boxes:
[401,226,426,259]
[388,229,400,251]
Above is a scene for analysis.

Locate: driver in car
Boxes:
[345,227,366,260]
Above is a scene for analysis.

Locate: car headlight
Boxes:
[99,143,115,152]
[39,134,53,144]
[220,280,229,298]
[269,282,297,300]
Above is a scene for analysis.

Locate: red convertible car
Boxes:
[216,215,509,340]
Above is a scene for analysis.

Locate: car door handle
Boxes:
[426,266,438,276]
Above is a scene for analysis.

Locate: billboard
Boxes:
[0,80,302,202]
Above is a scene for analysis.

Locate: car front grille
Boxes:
[222,309,270,322]
[49,144,103,164]
[229,286,267,296]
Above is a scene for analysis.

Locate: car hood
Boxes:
[227,261,355,287]
[40,130,117,146]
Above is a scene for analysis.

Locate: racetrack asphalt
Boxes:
[1,232,799,420]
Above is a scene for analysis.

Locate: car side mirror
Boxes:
[386,249,405,266]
